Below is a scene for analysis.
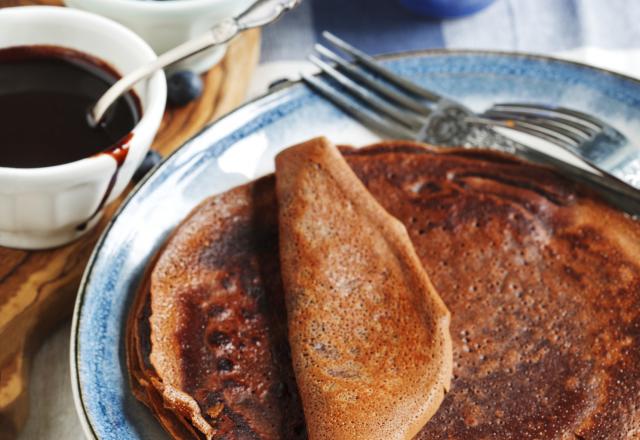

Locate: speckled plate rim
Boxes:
[70,48,640,440]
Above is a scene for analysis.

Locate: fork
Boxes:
[301,32,640,214]
[473,103,640,192]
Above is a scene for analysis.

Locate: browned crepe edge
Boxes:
[125,202,212,440]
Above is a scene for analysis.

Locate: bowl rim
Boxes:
[0,6,167,178]
[65,0,256,14]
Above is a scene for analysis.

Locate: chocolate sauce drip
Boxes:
[76,133,133,231]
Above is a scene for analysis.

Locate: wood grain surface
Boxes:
[0,2,260,438]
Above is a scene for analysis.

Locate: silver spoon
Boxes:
[90,0,301,125]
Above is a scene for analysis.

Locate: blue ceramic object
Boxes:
[167,70,203,106]
[72,50,640,439]
[399,0,496,18]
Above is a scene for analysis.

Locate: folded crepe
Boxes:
[275,138,452,440]
[128,139,640,439]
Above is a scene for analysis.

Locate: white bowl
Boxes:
[0,6,166,250]
[64,0,256,73]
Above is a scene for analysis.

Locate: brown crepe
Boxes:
[128,139,640,439]
[127,177,306,440]
[275,138,452,440]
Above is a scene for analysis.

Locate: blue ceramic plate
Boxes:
[71,50,640,439]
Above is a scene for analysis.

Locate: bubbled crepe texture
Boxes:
[128,138,640,439]
[275,138,452,440]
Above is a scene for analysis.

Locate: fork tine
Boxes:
[314,44,433,116]
[491,103,613,132]
[472,114,640,198]
[472,114,640,195]
[467,116,579,149]
[482,109,599,138]
[481,110,593,145]
[308,54,426,129]
[301,72,418,140]
[322,31,442,102]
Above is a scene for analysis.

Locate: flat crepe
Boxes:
[128,139,640,439]
[275,138,452,440]
[344,142,640,439]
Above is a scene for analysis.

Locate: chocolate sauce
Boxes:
[0,45,141,168]
[76,133,132,231]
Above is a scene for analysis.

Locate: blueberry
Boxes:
[133,150,162,182]
[167,70,203,106]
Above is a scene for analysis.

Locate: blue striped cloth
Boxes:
[261,0,640,61]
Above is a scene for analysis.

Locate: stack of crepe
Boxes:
[127,137,640,439]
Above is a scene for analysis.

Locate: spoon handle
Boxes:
[90,0,301,125]
[91,19,239,124]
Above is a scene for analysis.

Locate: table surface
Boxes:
[18,0,640,438]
